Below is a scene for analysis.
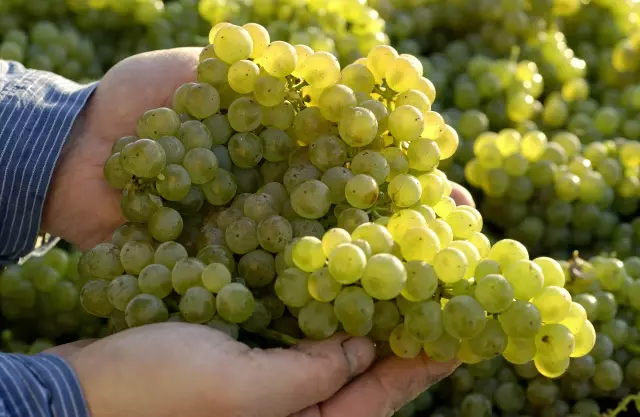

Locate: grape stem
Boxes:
[259,329,299,346]
[605,393,640,417]
[372,84,396,101]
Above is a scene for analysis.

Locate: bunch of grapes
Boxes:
[0,246,106,345]
[75,22,596,379]
[197,0,388,64]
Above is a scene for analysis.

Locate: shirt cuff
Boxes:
[0,60,98,264]
[0,353,89,417]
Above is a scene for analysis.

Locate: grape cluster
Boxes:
[75,22,594,378]
[0,246,106,345]
[197,0,388,64]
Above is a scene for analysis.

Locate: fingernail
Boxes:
[341,337,376,378]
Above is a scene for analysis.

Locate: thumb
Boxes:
[242,333,376,416]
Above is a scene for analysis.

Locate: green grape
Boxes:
[257,215,293,253]
[321,228,351,257]
[499,300,542,338]
[152,242,187,270]
[401,261,438,302]
[404,301,443,343]
[291,219,325,239]
[156,136,185,165]
[338,107,378,147]
[433,247,468,284]
[30,265,61,293]
[308,267,341,302]
[592,359,623,391]
[487,239,529,271]
[119,139,166,178]
[468,318,508,358]
[407,139,440,171]
[475,274,514,313]
[300,51,340,89]
[227,97,262,132]
[321,167,353,204]
[412,205,436,224]
[138,264,173,299]
[345,174,379,209]
[532,257,565,287]
[291,236,326,273]
[427,219,454,248]
[474,259,501,281]
[328,243,367,284]
[351,223,393,255]
[213,282,254,323]
[212,24,252,64]
[173,83,196,113]
[317,84,357,123]
[334,286,374,328]
[423,332,461,362]
[124,293,168,328]
[227,59,259,94]
[535,323,575,362]
[254,74,286,107]
[243,193,278,223]
[445,209,479,240]
[184,83,221,120]
[400,227,440,263]
[382,148,409,182]
[284,164,322,194]
[155,164,190,202]
[337,207,369,234]
[260,129,296,163]
[136,107,180,140]
[293,107,332,145]
[197,58,229,86]
[571,320,596,358]
[260,40,297,77]
[261,101,295,130]
[388,323,421,359]
[171,258,205,295]
[111,223,153,249]
[422,111,446,140]
[224,217,259,255]
[179,286,216,324]
[182,147,218,185]
[531,286,572,324]
[108,275,140,311]
[467,232,490,258]
[178,120,214,152]
[503,337,537,365]
[274,268,310,307]
[341,64,375,94]
[443,295,486,340]
[559,302,587,335]
[290,180,331,220]
[388,105,424,142]
[104,153,131,189]
[227,132,263,168]
[502,260,544,301]
[83,243,124,279]
[361,254,407,300]
[388,174,422,208]
[148,207,183,242]
[111,136,138,155]
[201,263,232,293]
[298,300,339,340]
[434,125,459,160]
[351,150,390,185]
[202,168,237,206]
[238,250,276,288]
[386,209,426,242]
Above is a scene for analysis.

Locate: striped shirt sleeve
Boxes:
[0,60,98,265]
[0,353,89,417]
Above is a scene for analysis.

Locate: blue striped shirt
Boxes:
[1,60,94,416]
[0,60,97,265]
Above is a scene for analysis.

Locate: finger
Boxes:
[240,334,376,416]
[44,339,97,359]
[450,182,475,208]
[318,353,459,417]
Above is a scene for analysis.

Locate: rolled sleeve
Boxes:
[0,60,98,264]
[0,353,89,417]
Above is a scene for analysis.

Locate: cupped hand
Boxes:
[48,323,458,417]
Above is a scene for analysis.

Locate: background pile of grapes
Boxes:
[2,1,640,417]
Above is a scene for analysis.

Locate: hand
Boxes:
[42,48,203,251]
[48,323,458,417]
[41,47,475,252]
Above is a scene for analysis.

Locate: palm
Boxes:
[42,48,202,250]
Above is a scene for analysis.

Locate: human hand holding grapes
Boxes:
[41,47,474,253]
[48,322,458,417]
